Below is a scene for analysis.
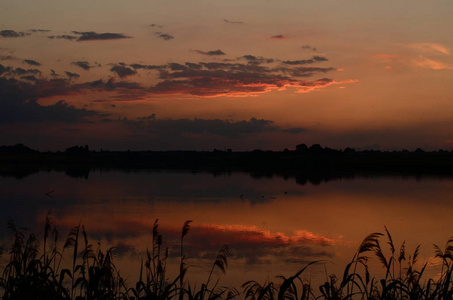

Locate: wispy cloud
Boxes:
[413,55,453,70]
[295,78,358,93]
[24,59,41,66]
[65,71,80,79]
[271,34,285,40]
[155,32,174,40]
[301,45,317,51]
[130,63,167,70]
[195,49,226,56]
[0,64,41,76]
[73,31,130,41]
[282,56,328,65]
[240,55,274,65]
[20,75,39,82]
[224,19,244,25]
[30,29,51,33]
[48,35,78,41]
[408,42,453,70]
[409,43,450,55]
[72,61,92,70]
[0,55,15,61]
[0,30,29,38]
[110,65,137,78]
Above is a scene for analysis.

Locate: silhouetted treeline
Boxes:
[0,143,37,154]
[0,143,452,180]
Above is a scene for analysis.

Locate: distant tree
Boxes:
[308,144,323,153]
[323,146,339,154]
[64,145,90,156]
[295,143,308,152]
[0,144,37,154]
[344,147,356,153]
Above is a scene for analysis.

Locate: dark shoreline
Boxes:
[1,145,452,181]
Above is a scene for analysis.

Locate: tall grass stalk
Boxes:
[1,220,453,300]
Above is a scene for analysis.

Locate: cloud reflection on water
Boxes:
[1,170,452,286]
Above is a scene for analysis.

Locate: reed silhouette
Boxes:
[1,217,453,300]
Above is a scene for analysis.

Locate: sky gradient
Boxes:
[1,0,452,151]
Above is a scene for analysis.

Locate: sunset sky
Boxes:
[1,0,452,151]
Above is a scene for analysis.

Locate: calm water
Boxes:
[1,170,452,287]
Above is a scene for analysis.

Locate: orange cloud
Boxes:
[413,55,453,70]
[198,224,334,246]
[295,79,358,93]
[409,43,450,55]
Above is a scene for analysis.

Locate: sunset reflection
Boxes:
[0,170,450,287]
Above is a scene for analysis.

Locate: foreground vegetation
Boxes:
[1,217,453,300]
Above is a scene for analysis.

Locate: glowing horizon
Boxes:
[0,0,452,151]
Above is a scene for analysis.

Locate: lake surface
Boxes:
[1,169,452,288]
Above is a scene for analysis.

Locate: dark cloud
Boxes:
[271,35,285,40]
[275,66,335,77]
[0,64,13,75]
[197,62,268,72]
[72,61,91,70]
[0,77,103,124]
[50,70,59,77]
[155,32,174,40]
[148,56,338,96]
[0,55,15,61]
[282,56,328,65]
[48,35,78,40]
[110,65,137,78]
[301,45,317,51]
[0,30,29,38]
[130,63,167,70]
[168,63,187,71]
[157,118,277,137]
[289,67,335,77]
[24,59,41,66]
[79,78,144,92]
[313,55,327,62]
[20,75,39,82]
[1,63,144,105]
[118,116,306,138]
[1,52,339,99]
[0,64,41,77]
[185,62,202,69]
[241,55,274,65]
[72,31,130,41]
[14,68,41,76]
[149,24,163,28]
[65,71,80,79]
[195,49,226,56]
[223,19,244,25]
[30,29,50,33]
[0,45,343,106]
